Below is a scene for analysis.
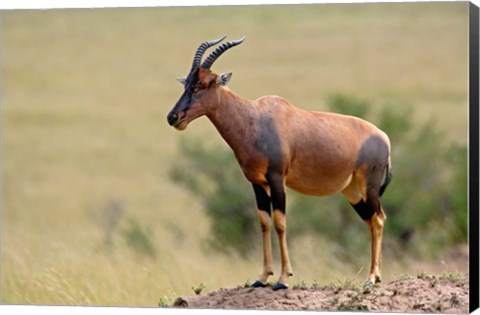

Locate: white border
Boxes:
[0,0,477,10]
[1,1,478,315]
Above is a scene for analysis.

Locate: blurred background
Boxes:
[1,2,469,307]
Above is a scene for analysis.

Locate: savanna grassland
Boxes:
[1,2,469,307]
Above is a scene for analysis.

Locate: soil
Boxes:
[171,273,469,313]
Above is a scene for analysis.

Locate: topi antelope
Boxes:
[167,36,392,291]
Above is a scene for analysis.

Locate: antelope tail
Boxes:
[379,157,392,197]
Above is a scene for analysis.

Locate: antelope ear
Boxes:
[176,76,187,85]
[216,72,232,86]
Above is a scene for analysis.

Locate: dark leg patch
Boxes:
[253,184,271,215]
[351,200,375,221]
[266,172,286,213]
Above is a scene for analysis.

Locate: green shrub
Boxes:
[191,283,206,295]
[169,140,256,253]
[122,218,156,259]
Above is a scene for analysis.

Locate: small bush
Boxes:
[169,140,256,253]
[158,296,172,307]
[122,218,156,259]
[101,200,124,246]
[192,283,206,295]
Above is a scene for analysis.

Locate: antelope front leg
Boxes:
[254,211,274,286]
[251,184,274,287]
[273,209,293,290]
[269,174,293,290]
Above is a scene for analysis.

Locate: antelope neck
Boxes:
[206,88,256,153]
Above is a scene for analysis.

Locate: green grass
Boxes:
[1,2,469,306]
[191,283,206,295]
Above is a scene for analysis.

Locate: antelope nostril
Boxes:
[167,112,178,126]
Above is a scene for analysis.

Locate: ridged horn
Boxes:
[201,36,246,69]
[192,36,227,69]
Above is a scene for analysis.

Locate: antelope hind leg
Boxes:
[365,207,386,286]
[342,170,386,286]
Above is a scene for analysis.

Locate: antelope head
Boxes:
[167,36,245,130]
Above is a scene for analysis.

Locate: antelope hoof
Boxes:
[272,283,288,291]
[363,276,381,288]
[251,280,268,288]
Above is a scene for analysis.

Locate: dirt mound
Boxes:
[172,274,469,313]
